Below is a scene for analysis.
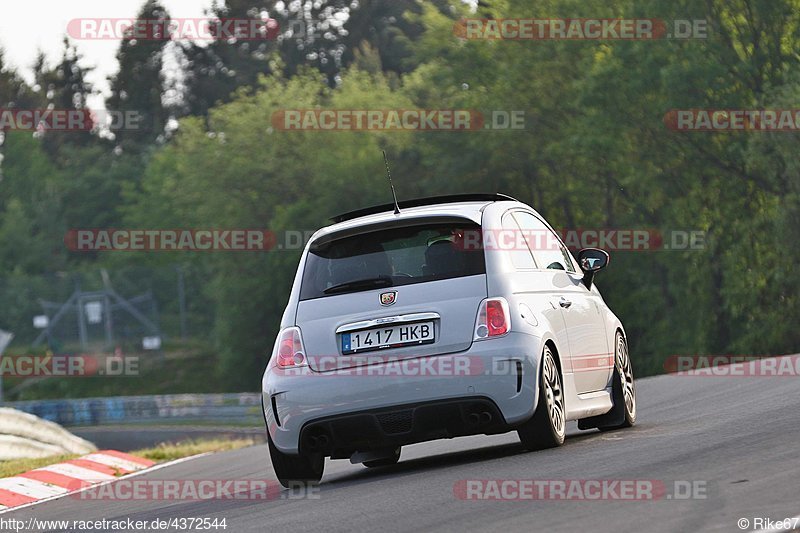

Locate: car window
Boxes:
[512,211,575,273]
[501,213,538,269]
[299,222,486,300]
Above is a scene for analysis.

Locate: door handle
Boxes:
[559,297,572,309]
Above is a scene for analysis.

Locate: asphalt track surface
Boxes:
[5,369,800,533]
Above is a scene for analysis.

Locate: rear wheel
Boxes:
[363,447,401,468]
[517,345,566,450]
[268,435,324,488]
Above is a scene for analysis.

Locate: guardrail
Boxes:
[2,393,263,427]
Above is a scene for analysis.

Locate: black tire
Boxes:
[363,447,401,468]
[517,344,566,451]
[599,332,636,430]
[268,434,324,488]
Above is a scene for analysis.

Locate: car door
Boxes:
[511,211,612,393]
[499,212,572,376]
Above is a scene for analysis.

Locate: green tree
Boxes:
[33,39,95,160]
[106,0,172,151]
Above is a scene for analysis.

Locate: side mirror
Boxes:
[577,248,609,289]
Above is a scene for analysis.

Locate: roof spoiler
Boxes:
[330,193,518,223]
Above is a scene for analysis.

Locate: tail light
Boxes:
[474,297,511,340]
[275,327,307,368]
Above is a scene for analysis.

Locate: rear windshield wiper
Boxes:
[323,276,393,295]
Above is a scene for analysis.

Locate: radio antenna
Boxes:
[383,150,401,215]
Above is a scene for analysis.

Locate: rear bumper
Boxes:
[300,397,507,458]
[262,332,542,454]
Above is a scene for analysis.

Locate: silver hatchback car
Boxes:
[262,194,636,486]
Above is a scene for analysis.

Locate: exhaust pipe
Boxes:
[304,431,331,451]
[466,410,493,426]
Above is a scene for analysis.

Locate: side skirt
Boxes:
[562,373,614,421]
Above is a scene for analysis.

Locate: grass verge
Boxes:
[0,454,78,478]
[131,437,259,462]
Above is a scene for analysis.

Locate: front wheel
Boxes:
[601,332,636,430]
[517,345,566,450]
[268,435,324,488]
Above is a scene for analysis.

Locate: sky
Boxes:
[0,0,215,108]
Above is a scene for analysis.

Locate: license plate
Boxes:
[341,321,435,354]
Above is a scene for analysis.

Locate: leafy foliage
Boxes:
[1,0,799,389]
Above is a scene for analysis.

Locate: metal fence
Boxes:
[0,264,214,350]
[3,393,263,427]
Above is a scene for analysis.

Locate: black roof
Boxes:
[330,193,518,223]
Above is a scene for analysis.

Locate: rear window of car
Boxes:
[299,221,485,300]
